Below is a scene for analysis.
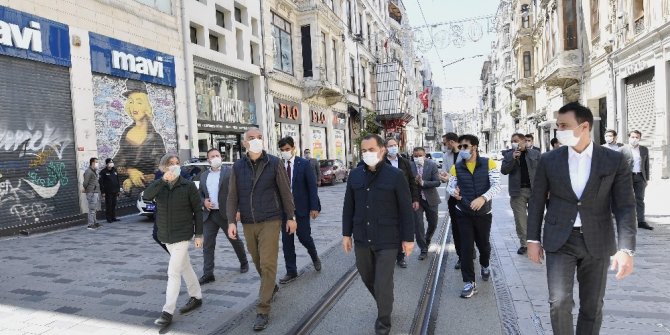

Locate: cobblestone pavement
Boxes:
[491,181,670,335]
[0,183,347,335]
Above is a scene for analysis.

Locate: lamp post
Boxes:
[353,33,364,134]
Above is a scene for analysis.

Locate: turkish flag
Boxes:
[419,88,430,109]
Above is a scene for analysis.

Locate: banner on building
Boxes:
[311,128,326,160]
[334,129,345,162]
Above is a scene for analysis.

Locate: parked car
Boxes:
[136,161,232,218]
[319,159,348,185]
[428,151,444,168]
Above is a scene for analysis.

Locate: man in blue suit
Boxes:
[277,137,322,284]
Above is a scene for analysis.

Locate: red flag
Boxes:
[419,88,429,109]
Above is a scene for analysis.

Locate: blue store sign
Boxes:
[0,5,71,67]
[89,32,176,87]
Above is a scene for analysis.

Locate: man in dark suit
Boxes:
[410,147,442,260]
[384,138,420,268]
[343,134,414,335]
[304,149,322,186]
[527,102,637,335]
[501,133,540,255]
[620,130,652,230]
[525,134,542,152]
[277,137,322,284]
[199,149,249,285]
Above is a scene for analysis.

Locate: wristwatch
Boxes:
[291,216,296,221]
[619,249,635,257]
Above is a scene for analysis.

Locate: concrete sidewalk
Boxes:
[643,177,670,225]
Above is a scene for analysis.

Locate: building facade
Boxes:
[0,0,189,235]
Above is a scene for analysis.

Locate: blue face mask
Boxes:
[387,146,399,156]
[459,150,472,161]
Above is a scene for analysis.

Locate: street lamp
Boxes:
[353,33,364,133]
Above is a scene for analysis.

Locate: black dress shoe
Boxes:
[240,262,249,273]
[179,297,202,314]
[517,246,527,255]
[154,311,172,326]
[313,257,322,271]
[113,218,121,222]
[253,313,269,331]
[199,274,215,285]
[638,222,654,230]
[397,259,407,268]
[418,252,428,260]
[454,260,461,270]
[279,273,298,284]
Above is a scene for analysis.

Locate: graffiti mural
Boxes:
[93,74,177,207]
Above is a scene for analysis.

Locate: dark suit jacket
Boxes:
[501,148,540,196]
[308,158,322,182]
[342,162,414,250]
[289,156,320,216]
[199,167,231,224]
[527,145,637,257]
[620,145,650,181]
[385,156,420,202]
[411,160,442,207]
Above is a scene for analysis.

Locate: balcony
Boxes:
[512,27,533,48]
[389,0,404,24]
[303,72,343,106]
[536,50,582,88]
[513,77,534,100]
[296,0,345,33]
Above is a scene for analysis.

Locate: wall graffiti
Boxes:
[92,74,177,207]
[10,202,54,222]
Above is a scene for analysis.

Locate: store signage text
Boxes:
[0,6,71,66]
[89,32,176,87]
[311,111,327,125]
[112,51,164,78]
[211,96,247,124]
[278,103,299,120]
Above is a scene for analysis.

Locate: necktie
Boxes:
[286,160,292,186]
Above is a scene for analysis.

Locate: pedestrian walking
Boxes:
[439,132,467,269]
[621,130,653,230]
[199,148,249,286]
[410,147,441,260]
[99,158,121,223]
[303,149,322,186]
[143,154,204,328]
[501,133,540,255]
[527,102,636,335]
[385,138,420,268]
[446,134,501,298]
[525,134,541,152]
[602,129,623,151]
[342,134,414,335]
[277,137,322,284]
[82,157,101,230]
[550,138,561,150]
[226,127,296,331]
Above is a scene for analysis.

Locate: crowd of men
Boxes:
[77,101,653,335]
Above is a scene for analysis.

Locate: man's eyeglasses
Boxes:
[458,144,470,150]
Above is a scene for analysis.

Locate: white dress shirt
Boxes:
[284,156,295,189]
[567,142,593,227]
[388,155,399,168]
[631,146,641,173]
[206,169,221,209]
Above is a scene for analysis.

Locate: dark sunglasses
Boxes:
[458,144,471,149]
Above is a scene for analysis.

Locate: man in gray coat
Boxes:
[199,149,249,285]
[501,133,540,255]
[527,102,636,335]
[620,130,653,230]
[411,147,442,260]
[82,157,101,230]
[304,149,322,186]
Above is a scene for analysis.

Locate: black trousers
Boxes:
[448,197,461,258]
[457,212,492,283]
[546,231,609,335]
[632,173,647,223]
[355,245,397,335]
[414,198,439,253]
[203,211,248,277]
[104,192,118,222]
[282,215,318,275]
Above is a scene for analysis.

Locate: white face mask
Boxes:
[362,152,381,167]
[415,156,425,165]
[526,142,533,149]
[107,163,114,168]
[248,139,263,153]
[280,150,293,161]
[168,164,181,177]
[629,138,640,147]
[604,135,614,144]
[556,128,581,147]
[209,157,223,169]
[511,143,519,150]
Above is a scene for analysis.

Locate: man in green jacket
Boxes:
[143,154,204,328]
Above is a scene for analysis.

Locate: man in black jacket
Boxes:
[384,138,420,268]
[343,134,414,335]
[99,158,121,223]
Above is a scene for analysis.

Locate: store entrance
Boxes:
[198,132,242,162]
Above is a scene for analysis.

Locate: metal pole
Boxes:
[355,34,364,134]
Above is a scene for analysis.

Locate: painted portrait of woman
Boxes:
[113,80,167,192]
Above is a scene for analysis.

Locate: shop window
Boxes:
[523,51,532,78]
[272,12,294,74]
[590,0,599,40]
[209,34,219,51]
[301,25,313,77]
[350,56,355,92]
[563,0,578,50]
[332,38,338,85]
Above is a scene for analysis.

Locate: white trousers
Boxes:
[163,240,202,314]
